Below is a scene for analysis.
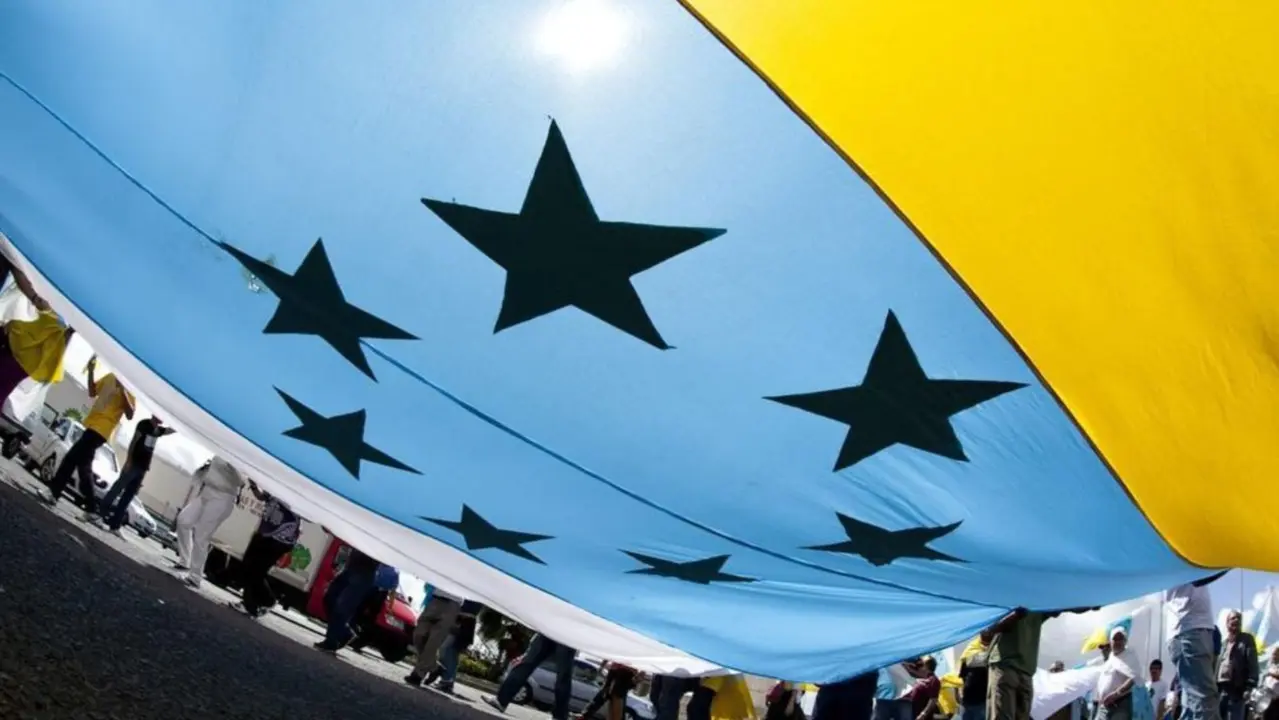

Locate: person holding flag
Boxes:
[44,355,134,518]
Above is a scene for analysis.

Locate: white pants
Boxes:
[176,486,236,586]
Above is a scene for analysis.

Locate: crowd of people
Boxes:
[1,260,1277,720]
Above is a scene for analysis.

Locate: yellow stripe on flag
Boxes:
[682,1,1279,569]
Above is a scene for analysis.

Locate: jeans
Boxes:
[875,699,913,720]
[48,428,107,512]
[1170,630,1222,720]
[438,634,459,687]
[813,672,877,720]
[1098,694,1133,720]
[1218,691,1247,720]
[101,464,146,530]
[581,667,638,720]
[321,566,377,647]
[497,634,577,720]
[653,676,700,720]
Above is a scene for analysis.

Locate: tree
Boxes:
[62,408,84,422]
[477,608,532,680]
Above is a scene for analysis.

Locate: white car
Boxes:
[27,416,159,538]
[503,656,655,720]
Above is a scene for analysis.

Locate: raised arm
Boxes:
[121,388,135,420]
[9,266,49,311]
[990,608,1028,634]
[246,479,267,502]
[86,356,99,397]
[1192,571,1229,588]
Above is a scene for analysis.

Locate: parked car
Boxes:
[23,415,88,476]
[502,656,655,720]
[0,410,30,459]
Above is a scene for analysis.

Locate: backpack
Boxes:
[374,564,400,591]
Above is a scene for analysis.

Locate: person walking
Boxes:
[313,547,382,653]
[404,586,464,686]
[1216,610,1259,720]
[484,633,578,720]
[235,481,300,617]
[577,661,639,720]
[423,602,481,694]
[99,416,173,534]
[174,456,245,588]
[45,355,134,519]
[1165,575,1227,720]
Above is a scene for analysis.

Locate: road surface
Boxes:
[0,457,552,719]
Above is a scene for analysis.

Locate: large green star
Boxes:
[806,512,964,566]
[624,551,755,585]
[424,505,553,564]
[767,311,1026,471]
[276,389,419,479]
[421,120,725,349]
[220,239,416,379]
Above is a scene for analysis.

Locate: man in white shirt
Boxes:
[1165,574,1227,720]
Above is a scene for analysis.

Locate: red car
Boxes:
[305,539,417,663]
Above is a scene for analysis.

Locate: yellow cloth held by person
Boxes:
[1081,627,1109,653]
[6,312,67,383]
[701,675,757,720]
[938,676,961,716]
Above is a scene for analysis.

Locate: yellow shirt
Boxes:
[83,373,134,440]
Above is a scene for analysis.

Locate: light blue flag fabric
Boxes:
[0,0,1206,681]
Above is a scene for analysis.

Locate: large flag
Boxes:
[1,0,1273,681]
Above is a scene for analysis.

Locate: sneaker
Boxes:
[435,683,456,695]
[483,697,506,713]
[313,642,338,655]
[403,673,423,687]
[183,576,202,589]
[109,526,124,537]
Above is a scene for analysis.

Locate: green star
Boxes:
[424,505,553,564]
[806,513,964,566]
[221,239,416,379]
[767,311,1026,471]
[624,551,755,585]
[276,389,419,479]
[422,120,725,349]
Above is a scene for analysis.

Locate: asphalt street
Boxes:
[0,457,550,719]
